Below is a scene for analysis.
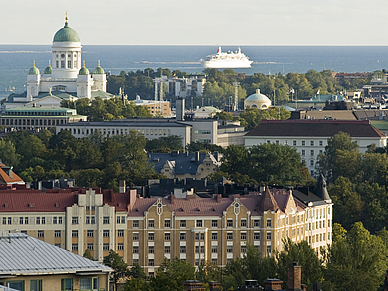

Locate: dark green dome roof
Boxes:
[28,62,40,75]
[53,22,80,42]
[93,61,105,74]
[79,62,90,75]
[44,61,52,74]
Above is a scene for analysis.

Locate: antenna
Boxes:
[233,82,240,111]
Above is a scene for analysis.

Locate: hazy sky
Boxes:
[2,0,388,45]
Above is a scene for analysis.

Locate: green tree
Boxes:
[103,250,130,290]
[83,249,94,260]
[0,139,19,167]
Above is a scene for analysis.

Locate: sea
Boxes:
[1,45,388,97]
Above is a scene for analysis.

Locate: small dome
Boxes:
[246,89,271,102]
[93,60,105,74]
[79,61,89,75]
[44,61,52,74]
[28,61,40,75]
[53,15,80,43]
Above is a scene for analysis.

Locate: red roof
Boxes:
[0,163,24,185]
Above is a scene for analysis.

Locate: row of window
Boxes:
[2,216,63,225]
[1,118,66,126]
[140,219,269,229]
[65,127,173,137]
[269,140,324,147]
[36,229,125,238]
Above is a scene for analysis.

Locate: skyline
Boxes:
[2,0,388,46]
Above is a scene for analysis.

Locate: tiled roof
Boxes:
[245,119,387,138]
[0,233,112,275]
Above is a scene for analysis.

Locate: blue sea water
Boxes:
[1,45,387,95]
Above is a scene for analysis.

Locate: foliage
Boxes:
[219,144,314,186]
[186,141,225,154]
[83,249,94,260]
[145,135,183,153]
[323,222,388,291]
[103,250,130,289]
[238,106,290,131]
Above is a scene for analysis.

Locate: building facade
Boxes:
[244,119,387,175]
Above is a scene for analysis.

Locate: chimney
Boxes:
[176,97,185,121]
[288,262,302,290]
[119,180,126,193]
[264,279,283,291]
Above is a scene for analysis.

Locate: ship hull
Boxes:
[204,60,253,68]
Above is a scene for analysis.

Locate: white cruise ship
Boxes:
[203,47,253,68]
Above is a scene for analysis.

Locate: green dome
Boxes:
[53,22,80,42]
[93,61,105,74]
[28,62,40,75]
[44,61,52,74]
[79,62,89,75]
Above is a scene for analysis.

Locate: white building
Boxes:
[244,119,387,175]
[160,75,206,97]
[2,14,112,111]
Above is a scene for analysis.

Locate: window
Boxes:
[133,233,139,241]
[19,217,23,224]
[148,233,154,241]
[72,230,78,238]
[36,217,40,224]
[118,230,124,237]
[227,219,233,227]
[30,279,42,291]
[165,232,171,241]
[310,150,314,156]
[80,278,99,291]
[133,246,139,253]
[267,246,272,256]
[212,220,218,227]
[147,246,154,253]
[61,278,73,291]
[148,259,154,266]
[310,160,314,166]
[195,233,200,240]
[201,233,205,240]
[195,246,199,253]
[86,217,90,224]
[55,230,61,237]
[103,243,109,251]
[165,246,171,253]
[254,232,260,240]
[241,232,247,240]
[180,232,186,240]
[52,216,58,224]
[72,244,78,251]
[121,216,126,224]
[38,230,44,238]
[58,216,63,224]
[254,219,260,227]
[164,219,171,228]
[87,230,94,237]
[103,230,110,237]
[72,217,79,224]
[267,232,272,240]
[211,246,218,253]
[227,246,233,253]
[311,141,314,146]
[148,219,154,228]
[301,150,305,156]
[293,140,296,146]
[201,246,205,253]
[266,219,272,227]
[241,219,247,227]
[319,140,323,146]
[41,217,45,224]
[180,220,186,227]
[87,243,94,251]
[133,220,139,228]
[116,216,121,224]
[212,232,218,240]
[103,216,110,224]
[241,246,247,253]
[196,220,203,227]
[302,141,305,146]
[180,246,186,253]
[2,217,5,224]
[227,232,233,240]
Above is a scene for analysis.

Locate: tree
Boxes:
[323,222,388,291]
[0,139,19,167]
[83,248,94,260]
[103,250,130,290]
[145,135,183,153]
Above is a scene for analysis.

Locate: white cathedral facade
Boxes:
[2,15,110,111]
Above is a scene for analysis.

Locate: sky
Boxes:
[2,0,388,46]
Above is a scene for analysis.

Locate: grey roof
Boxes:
[0,233,112,276]
[149,152,211,175]
[0,285,20,291]
[292,188,329,207]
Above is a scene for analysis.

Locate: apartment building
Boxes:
[0,184,332,274]
[244,119,387,176]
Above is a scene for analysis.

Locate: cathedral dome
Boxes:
[79,62,90,75]
[53,20,80,42]
[28,62,40,75]
[93,61,105,74]
[44,61,52,74]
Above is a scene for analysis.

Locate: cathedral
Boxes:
[2,14,113,110]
